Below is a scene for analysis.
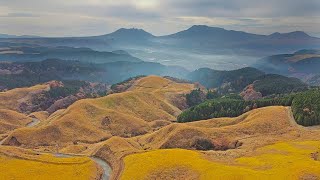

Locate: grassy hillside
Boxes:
[138,107,293,150]
[0,84,48,111]
[179,88,320,126]
[177,95,294,123]
[121,141,320,180]
[1,76,320,180]
[91,106,320,179]
[0,109,32,134]
[0,146,101,180]
[3,76,194,148]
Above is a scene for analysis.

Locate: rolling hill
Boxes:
[0,146,101,180]
[1,76,320,179]
[2,76,194,148]
[121,141,320,179]
[0,109,32,134]
[0,83,49,111]
[92,106,320,179]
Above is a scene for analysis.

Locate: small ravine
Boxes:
[54,153,111,180]
[0,118,40,145]
[0,138,6,145]
[91,157,112,180]
[26,118,40,127]
[0,118,112,180]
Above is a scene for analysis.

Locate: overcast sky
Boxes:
[0,0,319,37]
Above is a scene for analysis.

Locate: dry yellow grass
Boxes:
[137,106,302,150]
[0,146,101,180]
[93,106,320,179]
[121,141,320,180]
[5,76,194,148]
[0,109,32,134]
[0,84,48,111]
[3,77,320,180]
[29,111,49,121]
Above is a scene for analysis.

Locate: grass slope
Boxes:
[89,106,320,179]
[0,109,32,134]
[0,84,48,111]
[4,76,194,148]
[121,141,320,180]
[0,146,101,180]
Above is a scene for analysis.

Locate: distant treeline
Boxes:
[178,89,320,126]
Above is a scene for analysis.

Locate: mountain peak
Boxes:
[110,28,154,38]
[187,25,225,32]
[269,31,310,39]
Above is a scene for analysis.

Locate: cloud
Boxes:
[0,12,39,18]
[0,0,319,36]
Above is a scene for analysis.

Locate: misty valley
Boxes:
[1,1,320,180]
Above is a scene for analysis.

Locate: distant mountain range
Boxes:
[0,45,142,63]
[0,25,319,58]
[0,58,189,91]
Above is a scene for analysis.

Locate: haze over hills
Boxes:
[1,23,320,180]
[0,45,142,63]
[1,25,319,70]
[254,49,320,86]
[1,0,320,178]
[0,59,189,91]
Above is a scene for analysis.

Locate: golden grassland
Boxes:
[0,146,101,180]
[4,76,194,148]
[3,76,320,180]
[121,141,320,180]
[135,106,306,150]
[92,106,320,180]
[0,109,32,134]
[0,84,48,111]
[100,106,320,179]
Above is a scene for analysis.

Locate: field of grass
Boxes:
[0,109,32,134]
[121,141,320,180]
[137,106,298,150]
[0,146,101,180]
[2,76,320,180]
[5,76,194,148]
[0,84,48,111]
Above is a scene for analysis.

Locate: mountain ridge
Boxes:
[0,25,317,39]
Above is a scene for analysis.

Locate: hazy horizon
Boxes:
[1,25,320,38]
[0,0,319,37]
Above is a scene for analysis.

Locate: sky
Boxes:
[0,0,319,37]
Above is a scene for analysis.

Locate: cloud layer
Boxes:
[0,0,319,37]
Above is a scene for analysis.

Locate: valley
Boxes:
[0,17,319,179]
[1,74,320,179]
